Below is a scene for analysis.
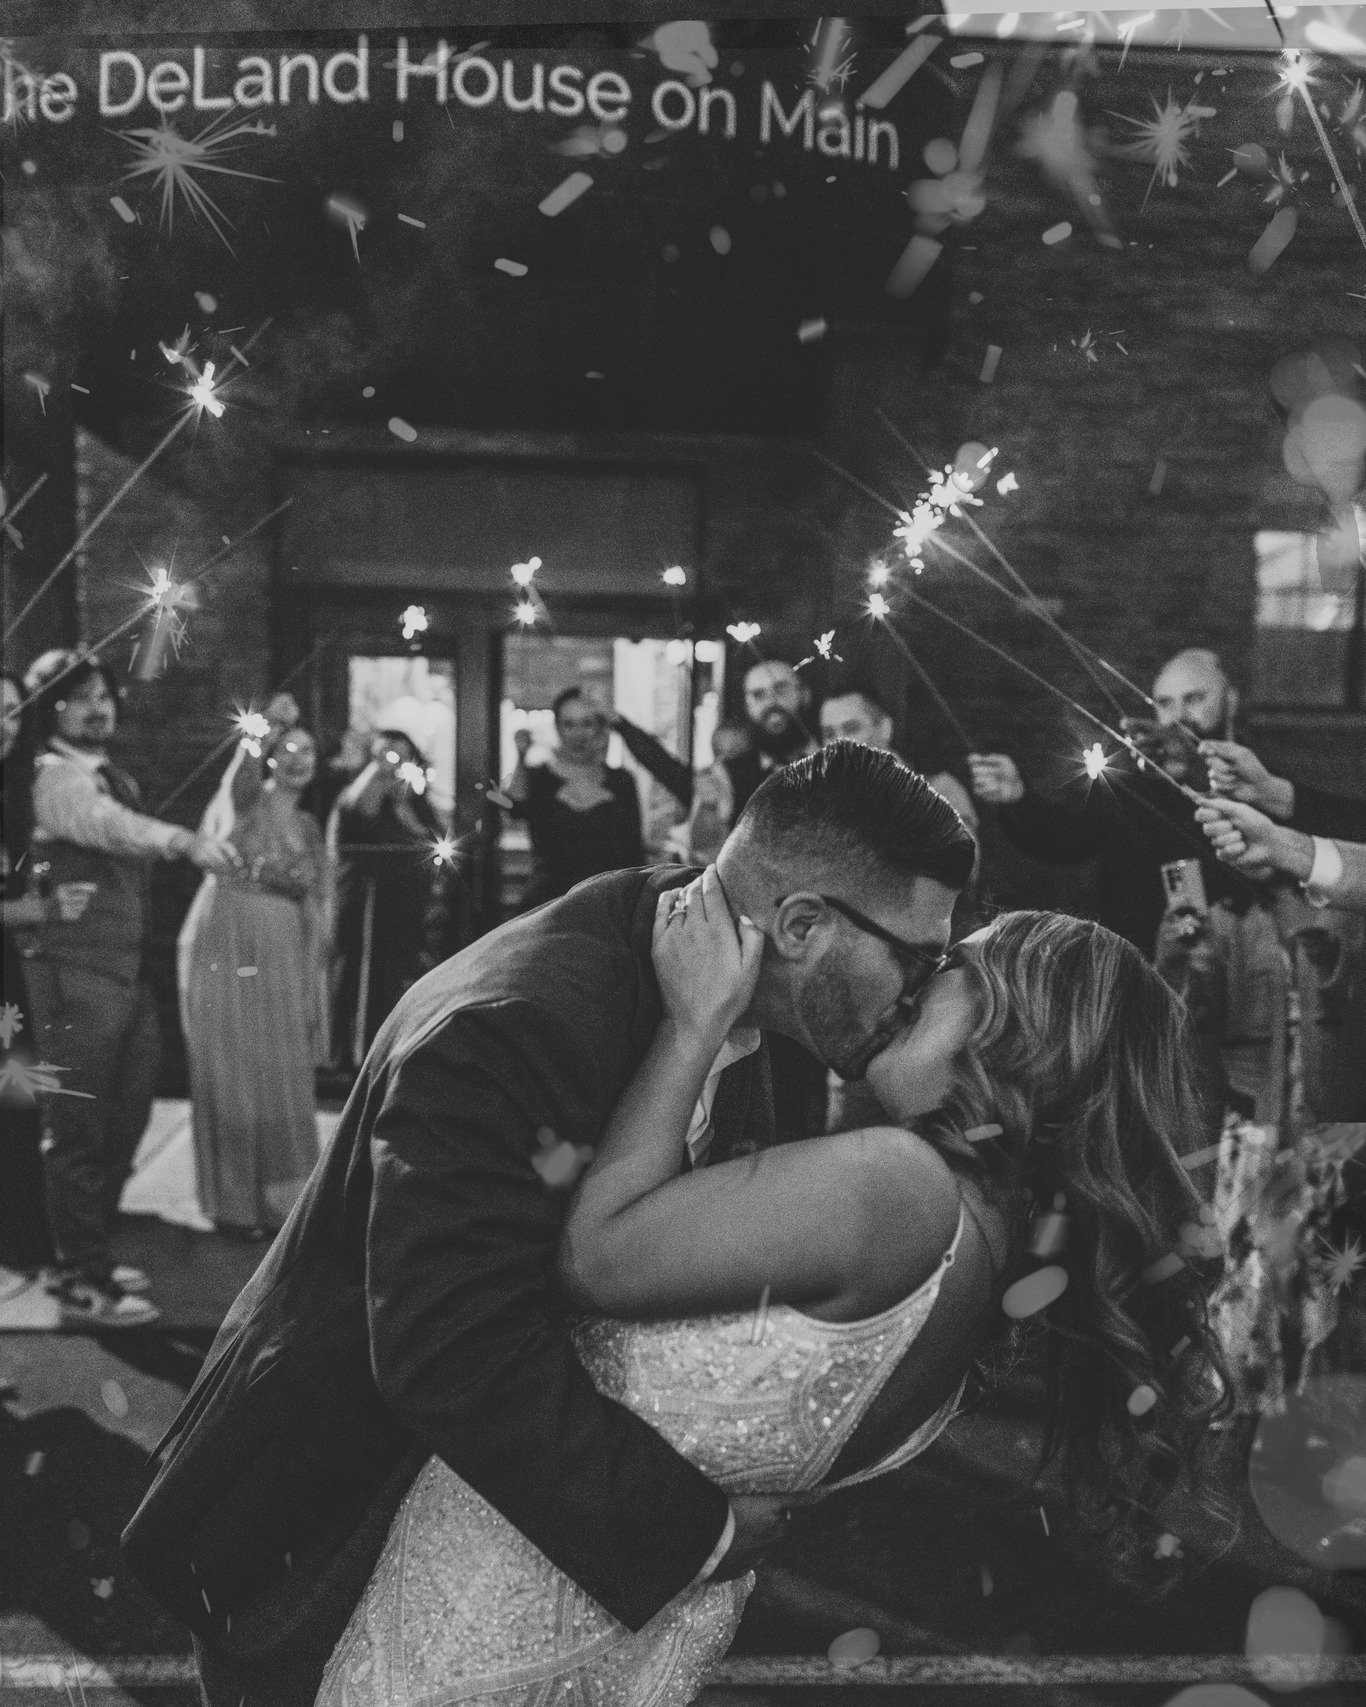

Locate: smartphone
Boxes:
[1162,858,1209,915]
[1122,718,1212,793]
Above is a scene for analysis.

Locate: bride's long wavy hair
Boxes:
[917,910,1235,1565]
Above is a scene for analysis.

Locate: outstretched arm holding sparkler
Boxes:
[1200,740,1366,842]
[1198,799,1366,913]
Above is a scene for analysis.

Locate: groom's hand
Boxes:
[710,1495,791,1580]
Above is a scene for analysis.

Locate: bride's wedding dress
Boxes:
[317,1209,968,1707]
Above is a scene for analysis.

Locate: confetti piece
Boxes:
[709,226,732,255]
[1248,207,1297,274]
[1002,1265,1067,1319]
[1127,1383,1159,1418]
[201,1587,212,1613]
[828,1627,880,1668]
[886,234,943,298]
[236,966,259,979]
[968,290,984,305]
[539,172,593,217]
[964,1123,1003,1143]
[67,1519,91,1550]
[1246,1586,1327,1686]
[392,120,404,142]
[1038,1506,1050,1537]
[798,318,828,343]
[194,291,217,313]
[980,1563,994,1596]
[92,1577,114,1599]
[110,196,137,223]
[70,383,90,395]
[388,417,418,443]
[996,472,1018,495]
[1030,1212,1068,1259]
[585,371,603,380]
[229,345,249,367]
[496,255,529,275]
[1142,1251,1185,1284]
[1149,459,1167,496]
[858,35,939,110]
[398,213,426,229]
[1042,221,1073,246]
[1155,1532,1182,1558]
[101,1379,129,1418]
[950,53,985,69]
[1170,1335,1192,1359]
[979,344,1002,383]
[21,158,36,175]
[25,1451,44,1476]
[1217,168,1238,188]
[751,1284,772,1345]
[362,385,376,398]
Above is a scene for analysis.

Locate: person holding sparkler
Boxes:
[20,649,236,1328]
[178,693,329,1242]
[328,728,455,1068]
[1199,798,1366,915]
[968,649,1259,959]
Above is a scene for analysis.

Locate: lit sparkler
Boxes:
[809,18,855,98]
[118,111,279,254]
[1110,89,1216,207]
[185,359,225,418]
[511,557,541,586]
[727,621,762,645]
[868,559,892,587]
[662,565,687,587]
[867,591,891,620]
[1277,48,1366,258]
[397,760,428,795]
[400,603,429,641]
[1082,741,1110,779]
[431,834,460,868]
[514,599,538,627]
[0,1056,95,1103]
[235,709,272,755]
[797,629,842,670]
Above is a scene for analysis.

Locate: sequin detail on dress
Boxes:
[317,1210,967,1707]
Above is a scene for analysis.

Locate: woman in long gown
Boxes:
[179,695,328,1239]
[320,888,1230,1707]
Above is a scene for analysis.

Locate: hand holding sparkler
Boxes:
[1196,798,1313,885]
[1199,739,1296,821]
[967,753,1025,806]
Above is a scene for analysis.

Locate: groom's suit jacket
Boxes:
[121,867,774,1696]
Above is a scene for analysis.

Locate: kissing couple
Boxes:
[123,742,1226,1707]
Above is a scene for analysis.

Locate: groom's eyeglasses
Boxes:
[777,893,954,1010]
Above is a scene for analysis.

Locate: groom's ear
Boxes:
[772,892,824,957]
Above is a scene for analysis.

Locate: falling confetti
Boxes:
[1042,221,1073,245]
[109,195,137,223]
[1149,458,1168,495]
[1127,1382,1159,1417]
[397,213,426,229]
[392,119,404,142]
[24,1451,44,1476]
[980,1563,993,1596]
[194,291,217,312]
[1038,1506,1050,1537]
[963,1123,1004,1143]
[798,317,828,343]
[858,35,939,110]
[828,1628,880,1668]
[119,112,278,253]
[886,234,943,297]
[494,258,528,277]
[979,344,1003,383]
[539,172,593,217]
[92,1577,114,1599]
[996,471,1019,494]
[951,53,985,70]
[1249,206,1297,272]
[236,966,259,978]
[709,226,732,255]
[1002,1265,1068,1318]
[388,417,418,442]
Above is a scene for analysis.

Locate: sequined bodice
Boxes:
[318,1211,967,1707]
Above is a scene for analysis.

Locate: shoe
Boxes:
[111,1264,151,1295]
[47,1273,160,1330]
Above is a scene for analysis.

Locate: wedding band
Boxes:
[669,896,689,920]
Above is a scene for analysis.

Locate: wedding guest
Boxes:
[1,670,59,1294]
[819,685,979,841]
[329,730,453,1068]
[504,687,645,907]
[179,694,329,1242]
[1199,797,1366,913]
[21,648,233,1328]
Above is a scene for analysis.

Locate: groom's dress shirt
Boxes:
[122,866,775,1707]
[687,1027,761,1166]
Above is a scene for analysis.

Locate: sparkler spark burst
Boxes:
[1082,741,1110,779]
[0,1057,93,1103]
[431,834,459,868]
[1319,1232,1366,1295]
[118,110,278,253]
[726,621,761,644]
[867,592,891,619]
[400,603,429,640]
[868,559,892,588]
[514,599,538,627]
[797,629,843,670]
[397,760,428,794]
[1111,88,1216,205]
[186,359,224,417]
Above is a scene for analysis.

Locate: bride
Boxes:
[320,872,1227,1706]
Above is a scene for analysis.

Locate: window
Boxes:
[1251,527,1365,707]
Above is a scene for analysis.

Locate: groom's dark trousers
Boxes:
[122,868,776,1706]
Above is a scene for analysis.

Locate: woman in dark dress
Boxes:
[1,670,60,1284]
[506,686,645,908]
[328,731,460,1070]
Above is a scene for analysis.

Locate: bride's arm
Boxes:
[560,870,951,1319]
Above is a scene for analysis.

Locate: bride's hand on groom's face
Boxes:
[653,867,765,1050]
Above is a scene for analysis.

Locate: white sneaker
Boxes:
[111,1264,151,1295]
[49,1274,160,1330]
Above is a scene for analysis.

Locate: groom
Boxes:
[122,742,974,1705]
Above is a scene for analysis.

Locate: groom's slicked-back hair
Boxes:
[734,739,975,890]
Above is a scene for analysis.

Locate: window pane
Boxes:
[1251,530,1355,706]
